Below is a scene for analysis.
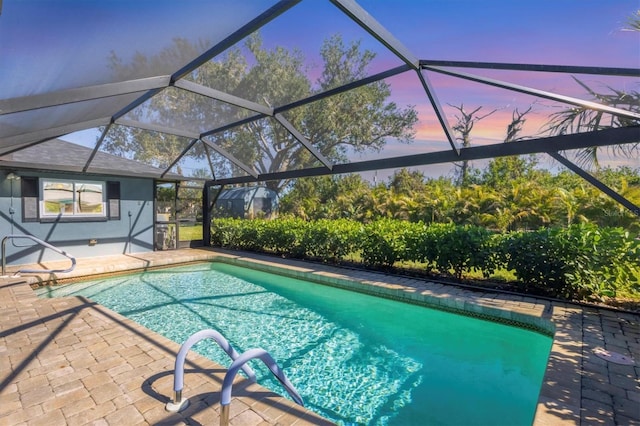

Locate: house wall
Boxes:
[0,170,154,266]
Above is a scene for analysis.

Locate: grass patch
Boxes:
[179,224,203,241]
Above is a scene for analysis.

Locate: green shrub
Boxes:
[211,217,639,301]
[437,226,501,279]
[405,222,453,273]
[554,224,639,299]
[500,229,566,296]
[405,223,501,278]
[500,224,640,300]
[360,219,417,267]
[210,218,243,248]
[261,217,306,256]
[236,219,266,251]
[301,219,362,262]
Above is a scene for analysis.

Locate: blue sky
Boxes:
[3,0,636,93]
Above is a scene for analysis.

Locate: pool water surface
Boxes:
[37,262,552,425]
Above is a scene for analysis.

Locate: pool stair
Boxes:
[166,329,304,426]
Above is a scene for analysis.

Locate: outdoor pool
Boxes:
[36,262,552,425]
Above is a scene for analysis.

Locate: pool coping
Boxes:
[2,247,639,425]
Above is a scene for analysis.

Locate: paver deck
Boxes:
[1,248,638,425]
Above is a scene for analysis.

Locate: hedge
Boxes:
[210,218,639,301]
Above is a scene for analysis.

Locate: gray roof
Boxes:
[217,186,277,200]
[0,139,184,180]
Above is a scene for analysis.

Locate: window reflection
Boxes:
[41,180,105,217]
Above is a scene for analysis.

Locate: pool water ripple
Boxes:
[36,262,552,426]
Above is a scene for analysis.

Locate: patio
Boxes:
[0,248,638,425]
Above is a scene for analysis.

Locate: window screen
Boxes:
[21,176,39,222]
[107,181,121,220]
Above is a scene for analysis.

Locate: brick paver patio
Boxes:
[1,248,638,425]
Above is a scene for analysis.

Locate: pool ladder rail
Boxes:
[166,329,304,426]
[1,234,76,277]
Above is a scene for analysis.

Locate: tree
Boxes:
[544,78,640,169]
[332,174,375,221]
[103,39,226,170]
[627,9,640,31]
[448,104,497,186]
[481,107,537,189]
[419,178,456,223]
[543,11,640,170]
[279,174,374,221]
[104,34,417,191]
[278,176,337,220]
[388,168,426,196]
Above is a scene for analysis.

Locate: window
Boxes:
[41,179,106,217]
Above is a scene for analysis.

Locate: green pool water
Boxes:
[36,262,552,425]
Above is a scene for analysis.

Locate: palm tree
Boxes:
[554,188,580,227]
[543,11,640,170]
[545,79,640,169]
[626,9,640,31]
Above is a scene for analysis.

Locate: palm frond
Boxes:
[544,77,640,170]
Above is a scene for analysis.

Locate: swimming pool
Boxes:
[37,262,552,425]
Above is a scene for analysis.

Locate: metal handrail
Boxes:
[220,348,304,426]
[165,330,304,425]
[166,329,257,412]
[1,234,76,277]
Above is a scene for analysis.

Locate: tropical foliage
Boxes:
[278,163,640,233]
[543,11,640,170]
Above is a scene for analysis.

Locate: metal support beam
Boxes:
[111,89,163,121]
[207,182,225,214]
[173,80,274,116]
[330,0,418,69]
[115,118,200,139]
[208,126,640,185]
[161,138,200,178]
[202,141,217,180]
[274,113,333,170]
[201,138,259,178]
[0,76,171,116]
[202,183,212,247]
[0,117,112,151]
[547,151,639,217]
[419,60,640,77]
[171,0,301,82]
[83,123,113,172]
[274,64,411,114]
[423,66,640,122]
[417,70,460,154]
[201,65,411,138]
[200,114,267,138]
[203,181,227,246]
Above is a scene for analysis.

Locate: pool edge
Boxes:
[8,247,638,426]
[215,254,556,337]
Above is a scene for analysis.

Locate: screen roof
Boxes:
[1,0,638,185]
